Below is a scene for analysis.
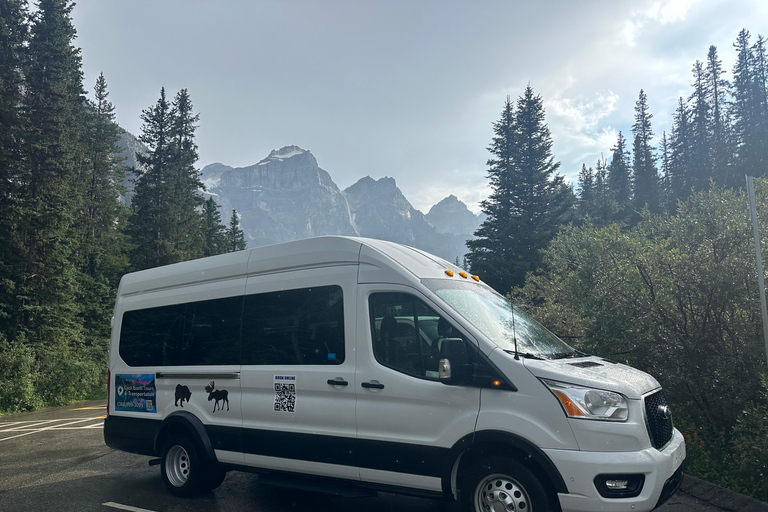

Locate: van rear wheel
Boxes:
[460,456,555,512]
[161,434,206,497]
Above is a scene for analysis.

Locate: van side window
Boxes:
[242,285,345,365]
[119,304,185,367]
[369,293,462,379]
[182,296,243,365]
[119,297,243,367]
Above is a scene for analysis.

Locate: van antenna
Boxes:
[511,300,519,360]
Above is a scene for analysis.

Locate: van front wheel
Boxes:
[460,456,555,512]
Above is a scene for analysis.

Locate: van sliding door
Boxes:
[239,266,359,480]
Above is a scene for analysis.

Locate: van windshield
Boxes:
[423,279,577,359]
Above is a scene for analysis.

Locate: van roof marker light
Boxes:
[459,272,468,279]
[471,275,480,281]
[445,270,454,277]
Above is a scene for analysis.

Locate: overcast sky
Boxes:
[71,0,766,213]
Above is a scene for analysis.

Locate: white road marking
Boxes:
[102,502,159,512]
[0,416,104,442]
[0,419,63,431]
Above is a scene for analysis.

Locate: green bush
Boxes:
[0,335,41,412]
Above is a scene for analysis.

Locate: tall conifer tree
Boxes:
[467,87,573,293]
[705,45,733,187]
[202,197,228,256]
[129,88,206,270]
[226,209,247,252]
[606,131,632,223]
[17,0,89,402]
[688,60,712,192]
[731,29,764,178]
[0,0,28,333]
[76,73,130,344]
[631,90,659,214]
[669,98,692,204]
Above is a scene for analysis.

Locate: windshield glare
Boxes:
[423,279,576,358]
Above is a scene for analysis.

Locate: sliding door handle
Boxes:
[327,378,349,386]
[361,381,385,389]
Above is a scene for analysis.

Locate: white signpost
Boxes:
[746,175,768,365]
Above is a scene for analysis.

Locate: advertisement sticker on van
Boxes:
[115,373,157,413]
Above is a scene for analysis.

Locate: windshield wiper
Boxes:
[504,349,544,360]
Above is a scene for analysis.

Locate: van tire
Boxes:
[160,434,206,497]
[203,465,227,491]
[459,456,555,512]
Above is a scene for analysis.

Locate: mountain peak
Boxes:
[426,195,481,236]
[265,145,308,161]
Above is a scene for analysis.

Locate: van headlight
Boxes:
[541,379,628,421]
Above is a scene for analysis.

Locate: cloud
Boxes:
[624,0,705,46]
[546,87,620,179]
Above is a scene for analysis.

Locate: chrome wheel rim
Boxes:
[166,445,191,487]
[474,473,531,512]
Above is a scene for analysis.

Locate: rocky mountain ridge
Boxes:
[118,136,482,262]
[202,146,482,262]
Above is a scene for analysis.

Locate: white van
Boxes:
[104,236,685,512]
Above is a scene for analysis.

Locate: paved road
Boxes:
[0,400,731,512]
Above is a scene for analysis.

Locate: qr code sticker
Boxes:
[274,383,296,412]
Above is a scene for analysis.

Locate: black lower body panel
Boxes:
[104,415,161,456]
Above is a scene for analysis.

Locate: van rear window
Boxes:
[119,297,242,367]
[118,286,344,367]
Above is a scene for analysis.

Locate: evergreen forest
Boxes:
[0,0,244,412]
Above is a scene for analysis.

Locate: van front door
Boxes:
[355,286,481,493]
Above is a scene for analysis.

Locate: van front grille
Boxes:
[644,390,674,450]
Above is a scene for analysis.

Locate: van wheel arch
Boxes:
[154,411,217,464]
[447,431,566,509]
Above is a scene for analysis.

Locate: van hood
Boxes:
[521,355,660,400]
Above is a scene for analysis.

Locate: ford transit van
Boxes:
[104,236,685,512]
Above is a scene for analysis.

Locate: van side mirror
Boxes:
[438,338,470,385]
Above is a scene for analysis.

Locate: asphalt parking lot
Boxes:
[0,400,764,512]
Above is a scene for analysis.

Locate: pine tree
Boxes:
[659,131,672,211]
[631,90,659,214]
[669,97,692,204]
[76,73,130,344]
[17,0,90,403]
[226,209,246,252]
[467,87,573,293]
[202,197,228,256]
[128,88,206,270]
[128,88,173,270]
[751,35,768,176]
[688,60,712,192]
[166,88,205,259]
[731,29,764,178]
[705,45,733,187]
[0,0,28,335]
[591,156,615,225]
[577,163,595,218]
[606,131,632,223]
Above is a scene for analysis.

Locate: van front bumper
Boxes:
[543,428,686,512]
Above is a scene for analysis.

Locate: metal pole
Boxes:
[746,175,768,365]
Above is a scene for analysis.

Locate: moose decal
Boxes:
[174,384,191,407]
[205,381,229,413]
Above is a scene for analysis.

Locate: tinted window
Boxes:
[181,296,243,365]
[242,285,345,365]
[119,304,185,367]
[369,293,463,379]
[119,296,243,367]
